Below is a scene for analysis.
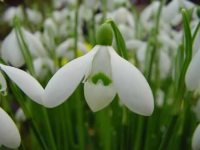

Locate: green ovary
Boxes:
[91,72,112,86]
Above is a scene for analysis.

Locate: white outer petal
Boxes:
[84,82,116,112]
[0,108,21,149]
[185,50,200,90]
[43,46,98,108]
[192,124,200,150]
[109,47,154,116]
[0,64,44,104]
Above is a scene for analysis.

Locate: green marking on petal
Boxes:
[92,72,112,86]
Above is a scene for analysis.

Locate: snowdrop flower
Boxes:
[1,28,47,67]
[0,107,21,149]
[33,58,56,79]
[43,23,154,115]
[192,124,200,150]
[56,38,88,60]
[112,7,135,27]
[185,47,200,91]
[3,7,24,24]
[15,108,26,122]
[26,8,42,25]
[140,1,160,30]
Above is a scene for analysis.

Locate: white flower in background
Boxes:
[112,7,135,28]
[140,1,160,30]
[42,18,58,50]
[118,24,135,41]
[26,8,42,24]
[43,45,154,115]
[192,124,200,150]
[158,31,177,51]
[33,58,56,79]
[3,7,24,24]
[185,47,200,91]
[162,0,181,23]
[1,28,47,67]
[156,89,165,107]
[0,107,21,149]
[52,9,69,25]
[56,38,88,60]
[126,39,171,78]
[162,0,195,26]
[15,108,26,122]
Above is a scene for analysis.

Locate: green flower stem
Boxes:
[95,108,112,150]
[75,86,85,150]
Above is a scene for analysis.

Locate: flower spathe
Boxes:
[43,45,154,116]
[0,108,21,149]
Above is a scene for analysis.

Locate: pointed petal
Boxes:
[43,46,99,108]
[109,47,154,116]
[185,50,200,90]
[192,124,200,150]
[84,81,116,112]
[0,64,44,104]
[1,29,25,67]
[0,108,21,149]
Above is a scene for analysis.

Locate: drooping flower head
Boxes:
[43,23,154,116]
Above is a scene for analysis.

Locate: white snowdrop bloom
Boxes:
[118,24,135,41]
[158,32,177,50]
[43,45,154,115]
[0,64,44,105]
[112,7,135,27]
[52,9,69,25]
[162,0,180,23]
[15,108,26,122]
[33,58,56,79]
[56,38,88,60]
[192,124,200,150]
[170,13,182,26]
[84,0,99,10]
[159,50,171,79]
[3,7,24,24]
[156,90,165,107]
[0,107,21,149]
[26,8,42,24]
[1,28,47,67]
[140,1,160,30]
[185,48,200,91]
[126,39,147,52]
[43,15,153,115]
